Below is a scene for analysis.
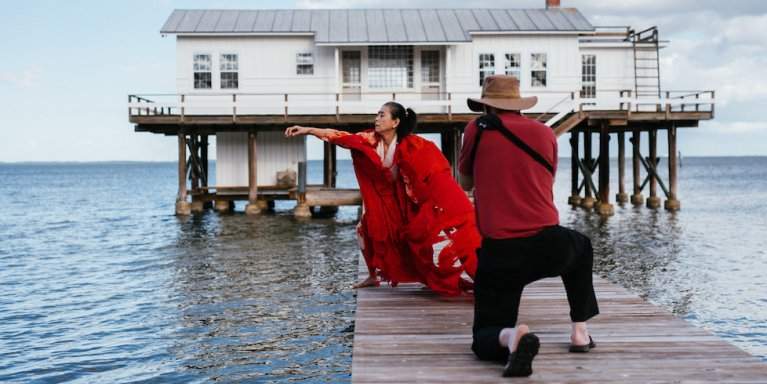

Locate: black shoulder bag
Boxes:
[469,114,554,176]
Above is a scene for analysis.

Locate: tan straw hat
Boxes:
[467,75,538,112]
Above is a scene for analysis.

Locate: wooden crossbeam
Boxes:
[577,156,599,193]
[186,136,208,187]
[639,157,661,191]
[639,155,670,197]
[576,157,599,196]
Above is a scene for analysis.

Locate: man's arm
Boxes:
[457,120,478,191]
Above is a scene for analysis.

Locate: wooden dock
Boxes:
[351,260,767,383]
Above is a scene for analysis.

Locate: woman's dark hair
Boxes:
[383,101,417,138]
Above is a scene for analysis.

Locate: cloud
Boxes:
[0,67,42,89]
[703,120,765,134]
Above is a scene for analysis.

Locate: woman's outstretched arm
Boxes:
[284,125,345,141]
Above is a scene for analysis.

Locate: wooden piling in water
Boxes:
[200,135,212,210]
[294,161,311,218]
[175,133,191,216]
[630,128,644,206]
[646,129,661,209]
[568,129,581,206]
[597,123,614,216]
[581,128,595,210]
[323,141,337,188]
[245,132,261,215]
[616,130,629,204]
[665,124,680,211]
[440,126,461,178]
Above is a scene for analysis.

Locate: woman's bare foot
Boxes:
[352,276,380,289]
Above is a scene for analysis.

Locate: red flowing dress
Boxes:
[327,131,420,285]
[327,130,479,296]
[395,134,480,296]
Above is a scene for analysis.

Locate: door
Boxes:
[420,50,441,101]
[341,51,362,102]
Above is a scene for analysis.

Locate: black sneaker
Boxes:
[502,333,540,377]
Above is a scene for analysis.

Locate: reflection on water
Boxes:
[169,213,358,382]
[0,163,360,383]
[556,157,767,360]
[0,157,765,383]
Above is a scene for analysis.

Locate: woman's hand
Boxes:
[285,125,310,137]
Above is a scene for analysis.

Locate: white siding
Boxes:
[448,35,581,113]
[173,34,643,115]
[579,47,635,97]
[216,131,306,187]
[175,33,641,186]
[177,36,338,115]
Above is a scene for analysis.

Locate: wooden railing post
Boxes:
[284,94,288,120]
[232,94,237,122]
[448,92,452,121]
[180,94,185,122]
[695,92,700,112]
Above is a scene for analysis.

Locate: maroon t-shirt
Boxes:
[458,112,559,239]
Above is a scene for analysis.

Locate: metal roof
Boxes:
[161,9,594,43]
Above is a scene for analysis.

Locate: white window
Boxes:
[368,46,414,89]
[193,54,211,89]
[220,53,238,89]
[342,51,361,84]
[479,53,495,86]
[504,53,521,80]
[581,54,596,99]
[421,50,440,83]
[531,53,547,88]
[296,52,314,75]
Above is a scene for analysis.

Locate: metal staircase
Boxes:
[627,26,661,100]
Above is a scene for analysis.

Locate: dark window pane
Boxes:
[297,64,314,75]
[221,72,238,89]
[194,72,211,89]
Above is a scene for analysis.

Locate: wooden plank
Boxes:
[304,188,361,206]
[351,257,767,383]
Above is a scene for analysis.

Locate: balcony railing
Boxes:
[128,89,715,121]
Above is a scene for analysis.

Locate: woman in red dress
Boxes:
[284,102,479,296]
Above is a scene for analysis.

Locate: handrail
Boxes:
[535,92,575,121]
[128,89,716,119]
[667,90,714,99]
[626,26,658,43]
[593,26,631,36]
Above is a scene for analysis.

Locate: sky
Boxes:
[0,0,765,162]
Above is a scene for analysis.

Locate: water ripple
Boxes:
[1,158,766,382]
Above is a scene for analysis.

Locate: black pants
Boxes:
[471,225,600,362]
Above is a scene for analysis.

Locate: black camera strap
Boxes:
[469,114,554,176]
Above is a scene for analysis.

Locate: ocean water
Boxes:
[0,157,765,382]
